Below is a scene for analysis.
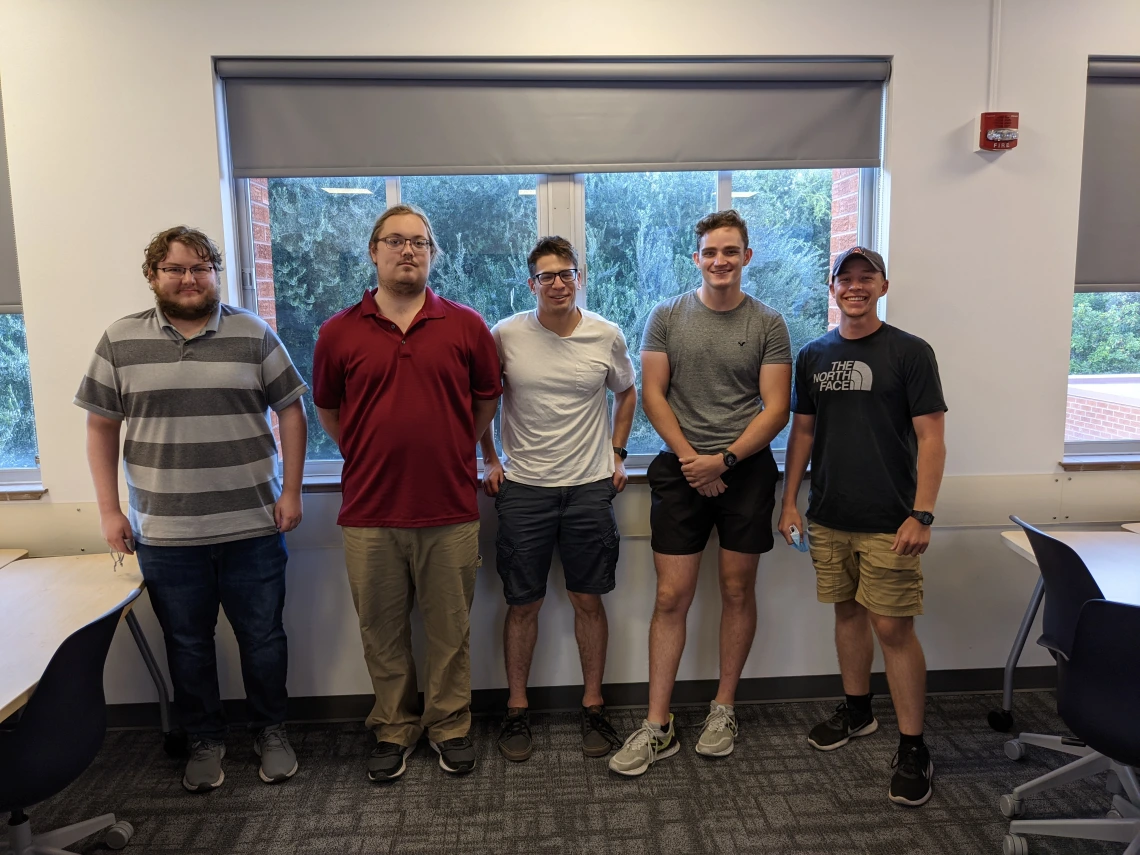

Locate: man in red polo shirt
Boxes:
[312,204,501,781]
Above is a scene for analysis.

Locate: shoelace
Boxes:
[891,744,925,779]
[702,704,737,735]
[622,721,666,761]
[585,710,622,748]
[439,736,472,751]
[189,740,221,761]
[826,701,852,729]
[501,714,530,739]
[259,726,287,752]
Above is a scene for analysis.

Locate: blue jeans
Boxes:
[135,533,289,740]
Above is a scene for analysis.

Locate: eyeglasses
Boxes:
[157,265,216,279]
[533,269,579,286]
[379,235,433,253]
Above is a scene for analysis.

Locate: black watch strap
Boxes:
[910,510,935,526]
[613,446,628,461]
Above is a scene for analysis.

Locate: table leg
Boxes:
[988,575,1045,732]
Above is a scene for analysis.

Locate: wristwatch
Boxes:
[721,450,738,469]
[613,446,628,461]
[910,510,935,526]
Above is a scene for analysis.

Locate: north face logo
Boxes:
[813,360,873,392]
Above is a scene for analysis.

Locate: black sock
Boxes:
[846,693,873,721]
[899,732,925,749]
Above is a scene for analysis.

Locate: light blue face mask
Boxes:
[788,524,810,553]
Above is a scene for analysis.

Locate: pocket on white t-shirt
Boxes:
[575,359,608,394]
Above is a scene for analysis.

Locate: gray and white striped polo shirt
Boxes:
[74,304,307,547]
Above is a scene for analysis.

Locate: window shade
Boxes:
[217,58,889,179]
[0,79,21,313]
[1075,59,1140,290]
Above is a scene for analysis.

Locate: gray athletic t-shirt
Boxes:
[642,290,792,455]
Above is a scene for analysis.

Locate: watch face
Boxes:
[913,511,934,525]
[723,451,737,468]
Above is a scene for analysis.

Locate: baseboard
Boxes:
[102,666,1055,729]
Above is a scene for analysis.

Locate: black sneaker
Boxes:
[807,701,878,751]
[889,743,934,806]
[498,708,532,762]
[367,741,414,782]
[430,735,476,774]
[581,705,622,757]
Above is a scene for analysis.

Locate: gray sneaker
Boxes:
[254,724,298,783]
[695,701,738,757]
[182,740,225,792]
[607,715,679,777]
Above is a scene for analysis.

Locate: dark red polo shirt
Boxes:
[312,287,502,528]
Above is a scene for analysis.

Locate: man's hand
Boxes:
[612,459,628,493]
[482,459,506,496]
[679,454,728,488]
[275,491,303,533]
[892,516,931,556]
[696,477,727,498]
[777,505,804,546]
[101,510,135,555]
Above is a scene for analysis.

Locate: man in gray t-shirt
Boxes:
[609,210,792,778]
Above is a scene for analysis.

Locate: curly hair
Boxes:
[695,210,749,250]
[141,226,222,280]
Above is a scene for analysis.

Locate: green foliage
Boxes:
[266,170,833,459]
[1071,293,1140,375]
[0,314,39,468]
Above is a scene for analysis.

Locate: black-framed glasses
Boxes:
[379,235,433,253]
[533,269,579,286]
[157,265,216,278]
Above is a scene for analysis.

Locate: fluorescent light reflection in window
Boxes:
[321,187,373,195]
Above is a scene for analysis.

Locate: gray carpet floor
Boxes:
[2,692,1126,854]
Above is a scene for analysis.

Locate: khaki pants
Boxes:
[342,521,479,745]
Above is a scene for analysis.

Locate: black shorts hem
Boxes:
[565,582,616,597]
[504,589,548,607]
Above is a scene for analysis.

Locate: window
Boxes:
[0,314,39,472]
[1066,293,1140,449]
[247,168,869,467]
[249,175,538,463]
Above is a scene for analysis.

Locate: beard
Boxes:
[153,289,220,321]
[378,272,428,297]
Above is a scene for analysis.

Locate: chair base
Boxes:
[7,810,132,854]
[1005,818,1140,855]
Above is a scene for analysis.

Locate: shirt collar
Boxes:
[156,302,222,337]
[362,286,447,321]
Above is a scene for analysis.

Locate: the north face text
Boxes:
[813,360,874,392]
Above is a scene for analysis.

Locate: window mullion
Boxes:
[385,177,400,208]
[717,171,733,211]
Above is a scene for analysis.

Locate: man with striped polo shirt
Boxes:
[76,226,308,793]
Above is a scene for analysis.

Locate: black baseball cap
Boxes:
[831,246,886,280]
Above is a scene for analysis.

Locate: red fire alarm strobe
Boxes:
[979,111,1019,151]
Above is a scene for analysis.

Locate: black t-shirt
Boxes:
[791,323,947,533]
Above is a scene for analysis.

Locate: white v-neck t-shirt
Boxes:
[492,309,635,487]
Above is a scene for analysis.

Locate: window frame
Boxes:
[233,168,881,477]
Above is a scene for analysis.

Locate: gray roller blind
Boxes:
[218,58,888,179]
[0,78,21,313]
[1075,59,1140,290]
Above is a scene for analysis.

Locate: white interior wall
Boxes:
[1,0,1139,705]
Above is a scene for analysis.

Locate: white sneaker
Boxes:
[607,715,680,777]
[695,701,738,757]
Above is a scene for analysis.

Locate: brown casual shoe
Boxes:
[581,705,622,757]
[498,708,532,762]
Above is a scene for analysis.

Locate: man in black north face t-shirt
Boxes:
[779,247,947,808]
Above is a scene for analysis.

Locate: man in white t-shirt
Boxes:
[480,235,636,763]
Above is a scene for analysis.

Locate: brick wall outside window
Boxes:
[828,168,859,331]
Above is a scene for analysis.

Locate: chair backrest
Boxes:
[1010,516,1104,657]
[0,588,140,813]
[1057,599,1140,768]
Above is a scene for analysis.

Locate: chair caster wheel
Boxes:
[106,820,134,849]
[1003,833,1029,855]
[1005,739,1027,761]
[1107,808,1123,819]
[1000,794,1024,818]
[989,709,1015,732]
[164,730,189,758]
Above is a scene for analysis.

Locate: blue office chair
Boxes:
[1003,599,1140,854]
[0,589,140,854]
[1001,517,1108,768]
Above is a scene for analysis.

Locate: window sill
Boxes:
[0,483,48,501]
[1060,454,1140,472]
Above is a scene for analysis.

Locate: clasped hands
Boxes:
[679,453,728,497]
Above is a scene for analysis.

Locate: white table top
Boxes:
[0,552,144,721]
[1001,530,1140,606]
[0,549,28,569]
[1121,522,1140,535]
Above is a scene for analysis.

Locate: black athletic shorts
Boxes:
[494,477,620,605]
[647,449,778,555]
